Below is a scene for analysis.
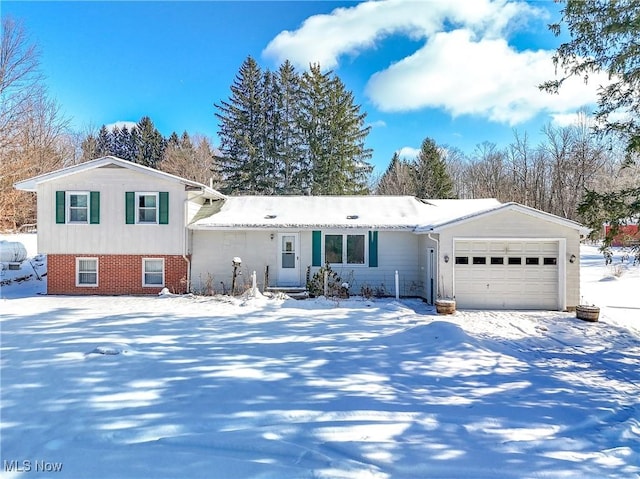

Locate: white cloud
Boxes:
[263,0,610,125]
[396,146,419,159]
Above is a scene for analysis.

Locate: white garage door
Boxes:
[454,240,559,310]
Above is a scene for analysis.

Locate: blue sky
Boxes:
[3,1,607,173]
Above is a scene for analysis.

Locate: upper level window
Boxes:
[67,192,89,223]
[137,193,158,224]
[56,190,100,225]
[125,191,169,225]
[325,234,365,265]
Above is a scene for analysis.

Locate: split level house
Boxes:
[14,156,590,310]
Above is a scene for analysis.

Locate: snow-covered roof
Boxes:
[13,156,226,200]
[189,196,503,230]
[416,201,590,234]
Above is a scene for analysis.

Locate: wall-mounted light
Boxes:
[569,254,576,263]
[444,254,450,263]
[270,233,275,240]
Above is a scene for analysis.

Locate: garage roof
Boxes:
[415,201,590,235]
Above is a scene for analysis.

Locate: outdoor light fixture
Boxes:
[270,233,275,240]
[569,254,577,263]
[444,255,450,263]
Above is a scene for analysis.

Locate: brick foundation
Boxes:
[47,254,189,295]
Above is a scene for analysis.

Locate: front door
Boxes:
[278,233,299,286]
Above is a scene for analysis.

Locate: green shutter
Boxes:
[56,191,65,224]
[312,230,321,266]
[125,192,135,224]
[368,231,378,267]
[89,191,100,224]
[159,192,169,224]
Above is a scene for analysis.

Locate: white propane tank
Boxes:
[0,240,28,263]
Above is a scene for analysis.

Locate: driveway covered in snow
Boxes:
[2,291,639,479]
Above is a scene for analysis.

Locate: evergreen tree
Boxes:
[167,131,181,149]
[274,60,305,194]
[413,137,455,199]
[112,125,135,161]
[299,64,372,195]
[95,125,114,157]
[135,116,165,168]
[215,56,268,194]
[544,0,640,250]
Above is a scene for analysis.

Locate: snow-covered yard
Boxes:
[1,234,639,478]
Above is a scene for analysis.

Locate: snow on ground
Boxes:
[1,235,639,478]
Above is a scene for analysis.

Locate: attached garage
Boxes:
[417,202,588,311]
[453,239,564,310]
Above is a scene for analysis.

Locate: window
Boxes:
[76,258,98,286]
[56,191,100,224]
[543,257,557,265]
[526,257,540,265]
[473,257,487,265]
[137,193,158,224]
[126,191,169,224]
[325,235,343,264]
[508,257,522,265]
[324,234,366,265]
[143,258,164,286]
[347,235,365,264]
[67,192,89,223]
[455,256,469,265]
[490,257,504,265]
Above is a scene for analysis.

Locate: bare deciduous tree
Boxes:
[0,17,68,230]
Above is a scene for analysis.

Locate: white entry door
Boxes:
[278,233,299,286]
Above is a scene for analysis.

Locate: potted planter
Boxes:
[576,305,600,322]
[435,299,456,315]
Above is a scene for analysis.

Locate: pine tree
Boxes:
[544,0,640,253]
[113,125,135,161]
[299,64,372,195]
[274,60,305,194]
[135,116,165,168]
[215,56,268,194]
[95,125,114,157]
[414,137,455,199]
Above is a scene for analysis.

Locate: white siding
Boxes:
[191,229,422,297]
[37,166,188,255]
[191,230,277,294]
[323,231,422,297]
[435,209,581,309]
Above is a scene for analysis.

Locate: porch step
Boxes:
[265,286,309,299]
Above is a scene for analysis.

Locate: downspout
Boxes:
[183,189,206,293]
[427,232,439,301]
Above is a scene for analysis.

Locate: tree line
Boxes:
[3,5,640,244]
